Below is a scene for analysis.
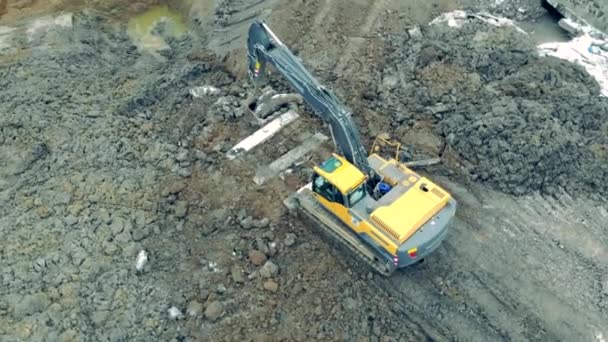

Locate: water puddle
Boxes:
[517,12,570,44]
[127,5,188,54]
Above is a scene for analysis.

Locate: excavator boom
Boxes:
[247,21,376,187]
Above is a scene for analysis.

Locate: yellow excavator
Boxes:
[247,21,457,275]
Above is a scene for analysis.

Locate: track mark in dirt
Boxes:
[209,0,278,53]
[312,0,335,28]
[334,0,386,75]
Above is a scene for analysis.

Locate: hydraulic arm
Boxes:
[247,21,377,188]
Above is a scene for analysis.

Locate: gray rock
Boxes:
[253,217,270,228]
[408,26,423,39]
[178,167,192,178]
[176,148,189,162]
[110,217,125,235]
[58,329,79,342]
[382,75,400,90]
[193,149,207,161]
[33,258,46,272]
[284,233,297,247]
[98,209,111,224]
[13,293,50,318]
[187,300,203,317]
[64,215,78,226]
[240,216,253,229]
[131,226,150,241]
[174,201,188,218]
[259,260,279,278]
[204,301,223,321]
[344,297,359,310]
[231,265,245,284]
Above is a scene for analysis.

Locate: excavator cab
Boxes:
[311,155,369,222]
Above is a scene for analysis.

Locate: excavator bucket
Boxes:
[247,21,273,86]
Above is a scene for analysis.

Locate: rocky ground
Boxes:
[1,0,607,341]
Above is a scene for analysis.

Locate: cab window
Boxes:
[347,184,366,207]
[312,174,344,205]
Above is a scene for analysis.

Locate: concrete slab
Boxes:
[226,110,299,160]
[546,0,608,34]
[254,132,328,185]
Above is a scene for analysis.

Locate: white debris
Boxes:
[597,332,606,342]
[207,261,221,273]
[190,85,221,97]
[135,250,148,271]
[27,13,73,41]
[167,306,183,320]
[539,34,608,97]
[226,110,300,160]
[430,10,527,34]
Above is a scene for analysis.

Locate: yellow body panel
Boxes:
[371,177,451,243]
[314,192,399,255]
[313,154,366,195]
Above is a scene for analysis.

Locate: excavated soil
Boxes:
[1,0,607,341]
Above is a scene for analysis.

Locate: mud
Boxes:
[1,0,607,341]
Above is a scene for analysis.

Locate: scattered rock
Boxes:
[231,265,245,284]
[263,280,279,293]
[284,233,297,247]
[168,306,183,320]
[240,216,253,229]
[248,249,267,266]
[176,148,189,162]
[253,217,270,228]
[186,300,203,317]
[98,208,111,224]
[14,293,50,319]
[37,206,51,218]
[135,250,148,271]
[259,260,279,278]
[408,26,423,39]
[131,226,150,241]
[204,301,223,321]
[174,201,188,218]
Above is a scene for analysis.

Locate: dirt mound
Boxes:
[380,18,608,196]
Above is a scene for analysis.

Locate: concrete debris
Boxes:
[168,306,183,320]
[135,250,148,271]
[226,110,300,160]
[429,10,527,34]
[190,85,221,97]
[254,132,329,185]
